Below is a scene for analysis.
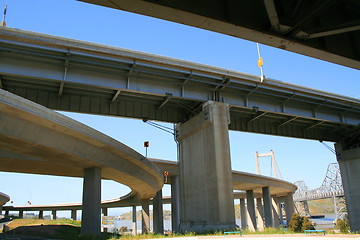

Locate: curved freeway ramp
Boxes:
[0,88,164,201]
[0,192,10,206]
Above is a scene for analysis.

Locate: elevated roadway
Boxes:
[0,27,359,142]
[0,192,10,206]
[78,0,360,70]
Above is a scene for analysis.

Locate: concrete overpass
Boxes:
[0,192,10,207]
[0,88,163,236]
[0,27,359,232]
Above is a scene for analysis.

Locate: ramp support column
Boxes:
[284,193,294,226]
[19,210,23,218]
[132,205,137,235]
[52,210,57,220]
[336,142,360,231]
[176,101,236,233]
[262,187,273,227]
[256,198,264,230]
[80,166,101,236]
[71,210,77,220]
[153,189,164,234]
[246,190,257,231]
[142,199,150,234]
[39,210,43,219]
[240,198,247,229]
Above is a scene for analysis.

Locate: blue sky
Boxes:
[1,0,359,217]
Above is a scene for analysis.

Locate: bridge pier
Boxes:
[39,210,44,219]
[336,143,360,231]
[132,205,137,235]
[80,166,101,236]
[19,210,23,218]
[141,199,150,234]
[271,196,281,227]
[52,210,57,220]
[176,101,236,233]
[256,198,264,230]
[153,189,164,234]
[284,194,294,226]
[262,187,274,227]
[240,198,247,229]
[71,209,77,220]
[246,190,257,231]
[102,207,108,233]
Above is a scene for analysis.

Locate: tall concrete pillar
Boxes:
[39,210,44,219]
[262,187,273,227]
[272,197,280,227]
[240,198,247,229]
[142,199,150,234]
[284,194,294,226]
[71,210,77,220]
[176,101,236,232]
[19,210,23,218]
[153,189,164,234]
[335,143,360,231]
[171,176,180,233]
[80,167,101,236]
[4,210,9,217]
[132,205,137,235]
[256,198,264,231]
[246,190,257,231]
[52,210,57,220]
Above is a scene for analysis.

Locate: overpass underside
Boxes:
[0,28,359,143]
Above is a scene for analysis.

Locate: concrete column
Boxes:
[19,210,23,218]
[284,194,294,226]
[52,210,57,220]
[272,197,280,227]
[132,205,137,235]
[171,176,180,233]
[177,101,236,233]
[336,143,360,231]
[71,210,77,220]
[246,190,257,231]
[141,199,150,234]
[4,210,9,217]
[278,197,284,225]
[102,207,108,233]
[262,187,273,228]
[39,210,43,219]
[80,167,101,237]
[256,198,264,231]
[153,189,164,234]
[240,198,247,229]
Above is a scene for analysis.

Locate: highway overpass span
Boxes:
[0,88,163,235]
[0,27,359,232]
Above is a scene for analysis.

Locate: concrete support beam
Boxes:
[262,187,273,227]
[284,194,294,226]
[71,210,77,220]
[256,198,264,231]
[132,205,137,235]
[52,210,57,220]
[39,210,44,219]
[153,189,164,234]
[177,101,236,232]
[171,176,180,233]
[142,199,150,234]
[19,210,23,218]
[336,143,360,231]
[246,190,257,231]
[240,198,247,229]
[272,197,281,227]
[80,167,101,237]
